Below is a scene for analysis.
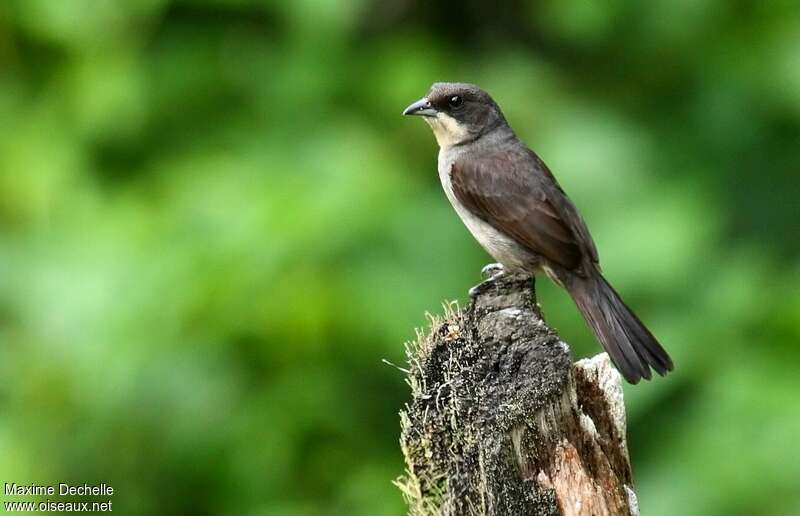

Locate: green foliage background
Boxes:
[1,1,799,514]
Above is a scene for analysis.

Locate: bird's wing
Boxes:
[450,148,598,273]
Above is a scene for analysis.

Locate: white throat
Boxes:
[425,113,471,148]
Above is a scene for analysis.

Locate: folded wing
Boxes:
[450,148,598,275]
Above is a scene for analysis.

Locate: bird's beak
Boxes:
[403,97,438,117]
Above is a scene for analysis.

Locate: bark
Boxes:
[396,272,639,516]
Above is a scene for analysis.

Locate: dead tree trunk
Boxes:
[396,273,639,516]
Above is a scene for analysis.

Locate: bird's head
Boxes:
[403,82,507,148]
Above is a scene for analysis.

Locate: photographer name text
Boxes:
[3,483,113,512]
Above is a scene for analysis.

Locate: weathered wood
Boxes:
[397,272,638,516]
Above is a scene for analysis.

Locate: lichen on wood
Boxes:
[396,272,638,516]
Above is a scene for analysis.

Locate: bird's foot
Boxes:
[470,264,507,298]
[480,263,505,280]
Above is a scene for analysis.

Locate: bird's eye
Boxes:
[448,95,464,108]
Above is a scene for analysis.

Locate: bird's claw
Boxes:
[481,263,505,280]
[470,264,507,298]
[468,282,488,298]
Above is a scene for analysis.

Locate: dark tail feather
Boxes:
[567,271,673,384]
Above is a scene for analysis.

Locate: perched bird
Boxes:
[403,82,673,384]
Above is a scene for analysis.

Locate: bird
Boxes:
[403,82,673,384]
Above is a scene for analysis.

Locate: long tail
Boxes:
[566,271,673,384]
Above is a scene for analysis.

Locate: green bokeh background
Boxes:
[1,1,799,514]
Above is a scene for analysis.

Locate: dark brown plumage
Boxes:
[451,147,596,273]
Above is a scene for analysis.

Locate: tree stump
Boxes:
[396,273,639,516]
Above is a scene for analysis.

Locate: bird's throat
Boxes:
[425,113,471,148]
